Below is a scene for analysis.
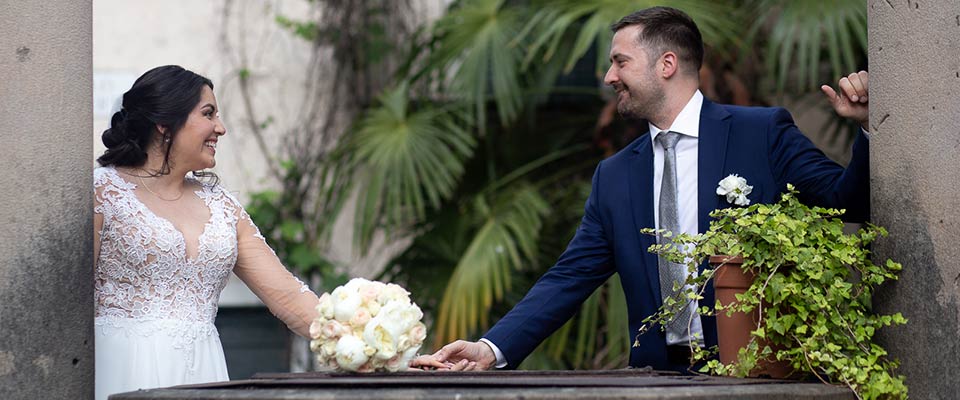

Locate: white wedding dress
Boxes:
[94,167,319,400]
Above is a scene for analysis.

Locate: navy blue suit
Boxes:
[483,98,870,370]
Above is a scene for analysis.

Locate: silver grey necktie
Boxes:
[655,130,689,343]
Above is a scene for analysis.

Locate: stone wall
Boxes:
[869,1,960,399]
[0,0,94,398]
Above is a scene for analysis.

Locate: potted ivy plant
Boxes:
[638,184,908,400]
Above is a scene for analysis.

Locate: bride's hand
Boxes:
[408,354,452,371]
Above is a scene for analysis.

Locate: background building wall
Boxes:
[869,1,960,399]
[0,0,94,398]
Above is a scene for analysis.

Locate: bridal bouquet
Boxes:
[309,278,427,372]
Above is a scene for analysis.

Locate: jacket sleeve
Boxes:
[483,163,615,367]
[767,108,870,222]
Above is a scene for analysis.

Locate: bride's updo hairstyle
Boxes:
[97,65,214,175]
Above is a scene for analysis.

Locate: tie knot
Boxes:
[656,131,681,150]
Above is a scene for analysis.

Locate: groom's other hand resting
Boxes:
[409,340,496,371]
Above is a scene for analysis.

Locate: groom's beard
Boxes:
[614,80,665,121]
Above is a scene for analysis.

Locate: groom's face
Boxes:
[604,25,665,120]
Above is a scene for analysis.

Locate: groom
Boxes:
[414,6,871,372]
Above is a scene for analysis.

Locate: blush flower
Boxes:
[311,278,426,372]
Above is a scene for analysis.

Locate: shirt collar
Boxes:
[650,90,703,142]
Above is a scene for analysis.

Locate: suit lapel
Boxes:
[626,133,664,304]
[627,99,732,309]
[697,99,732,234]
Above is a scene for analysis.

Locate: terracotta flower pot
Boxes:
[710,255,793,379]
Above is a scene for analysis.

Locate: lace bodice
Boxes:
[94,166,318,338]
[94,166,242,323]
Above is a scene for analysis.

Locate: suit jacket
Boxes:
[483,98,870,370]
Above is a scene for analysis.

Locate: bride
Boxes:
[93,65,319,399]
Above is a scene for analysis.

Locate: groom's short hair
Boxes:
[611,6,704,76]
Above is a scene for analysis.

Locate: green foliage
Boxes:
[275,15,319,42]
[344,82,476,253]
[639,185,907,399]
[245,168,349,294]
[419,0,527,130]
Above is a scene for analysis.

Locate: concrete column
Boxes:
[870,1,960,399]
[0,0,93,398]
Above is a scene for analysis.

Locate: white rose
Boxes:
[335,335,370,371]
[317,292,335,319]
[333,287,363,322]
[344,277,368,292]
[322,340,337,358]
[363,344,376,357]
[309,338,324,354]
[377,301,415,337]
[366,300,381,317]
[396,334,412,352]
[716,174,753,206]
[365,357,385,371]
[362,318,398,360]
[400,303,423,326]
[378,284,410,304]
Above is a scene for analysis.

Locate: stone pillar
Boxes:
[870,1,960,399]
[0,0,93,398]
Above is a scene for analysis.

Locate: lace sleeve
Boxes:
[222,189,319,338]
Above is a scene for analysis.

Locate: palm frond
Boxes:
[434,184,549,346]
[421,0,528,129]
[523,0,741,77]
[348,82,476,253]
[755,0,867,95]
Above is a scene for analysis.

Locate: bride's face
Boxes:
[167,86,226,171]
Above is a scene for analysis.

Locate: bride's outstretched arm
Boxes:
[233,210,319,338]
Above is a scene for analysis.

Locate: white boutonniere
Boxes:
[716,174,753,206]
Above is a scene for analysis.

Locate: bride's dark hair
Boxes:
[97,65,216,180]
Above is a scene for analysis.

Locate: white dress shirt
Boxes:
[649,90,705,346]
[482,91,708,367]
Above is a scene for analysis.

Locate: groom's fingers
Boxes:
[820,85,839,103]
[839,71,868,103]
[432,340,463,363]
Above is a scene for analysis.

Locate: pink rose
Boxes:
[385,355,405,372]
[359,282,382,302]
[309,319,326,339]
[321,319,347,339]
[350,308,372,328]
[408,322,427,344]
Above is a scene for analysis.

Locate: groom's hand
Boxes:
[821,70,869,131]
[431,340,496,371]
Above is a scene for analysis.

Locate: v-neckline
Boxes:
[110,167,215,262]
